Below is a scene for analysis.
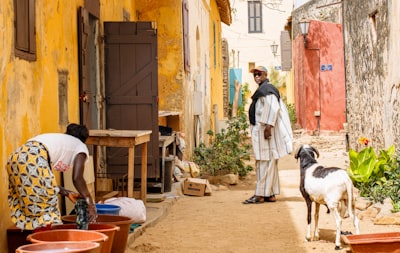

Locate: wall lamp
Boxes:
[270,41,279,57]
[298,19,310,48]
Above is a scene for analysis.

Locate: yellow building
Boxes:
[0,0,230,251]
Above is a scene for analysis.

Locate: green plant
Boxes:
[193,110,253,177]
[285,103,297,128]
[348,137,400,210]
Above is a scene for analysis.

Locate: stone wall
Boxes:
[291,0,342,38]
[293,0,400,151]
[343,0,400,150]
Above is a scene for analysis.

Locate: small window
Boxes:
[248,1,262,33]
[14,0,36,61]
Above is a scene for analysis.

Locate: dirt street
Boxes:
[127,132,400,253]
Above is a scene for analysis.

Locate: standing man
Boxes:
[243,66,293,204]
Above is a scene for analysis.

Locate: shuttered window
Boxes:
[15,0,36,61]
[248,1,262,33]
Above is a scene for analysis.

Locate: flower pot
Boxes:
[51,223,119,253]
[62,215,134,253]
[27,229,108,253]
[16,241,100,253]
[343,232,400,253]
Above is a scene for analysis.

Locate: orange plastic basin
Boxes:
[51,224,119,253]
[62,215,133,253]
[343,232,400,253]
[27,229,108,253]
[16,241,100,253]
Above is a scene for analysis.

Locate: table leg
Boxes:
[127,147,135,198]
[93,145,98,194]
[161,144,166,193]
[141,142,148,205]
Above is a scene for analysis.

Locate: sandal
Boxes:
[264,195,276,202]
[243,195,264,204]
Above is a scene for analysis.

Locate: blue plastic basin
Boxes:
[95,203,121,215]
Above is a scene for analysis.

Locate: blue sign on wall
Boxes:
[320,64,333,71]
[229,68,243,106]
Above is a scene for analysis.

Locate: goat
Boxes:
[294,144,360,250]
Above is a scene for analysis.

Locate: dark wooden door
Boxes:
[104,22,159,182]
[78,7,100,129]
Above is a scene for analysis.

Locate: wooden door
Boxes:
[78,7,100,129]
[104,22,159,182]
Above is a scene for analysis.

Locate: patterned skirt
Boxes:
[7,141,62,230]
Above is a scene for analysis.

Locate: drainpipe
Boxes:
[304,42,321,134]
[342,0,350,151]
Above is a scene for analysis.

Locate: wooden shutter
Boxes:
[15,0,36,60]
[280,30,292,71]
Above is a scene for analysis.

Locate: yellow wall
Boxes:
[209,0,225,127]
[135,0,227,157]
[0,1,136,251]
[136,0,184,114]
[0,0,226,250]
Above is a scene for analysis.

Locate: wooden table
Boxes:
[86,129,152,204]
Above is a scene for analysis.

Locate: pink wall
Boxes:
[294,20,346,132]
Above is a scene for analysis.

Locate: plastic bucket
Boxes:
[95,204,121,215]
[62,215,133,253]
[16,241,100,253]
[27,229,108,253]
[51,223,119,253]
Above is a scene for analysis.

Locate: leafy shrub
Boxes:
[193,109,253,177]
[285,103,297,128]
[348,138,400,211]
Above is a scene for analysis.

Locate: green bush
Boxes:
[348,142,400,212]
[193,109,253,177]
[286,103,297,128]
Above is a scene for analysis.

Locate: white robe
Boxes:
[250,93,293,196]
[251,94,293,160]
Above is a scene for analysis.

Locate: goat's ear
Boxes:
[311,146,320,158]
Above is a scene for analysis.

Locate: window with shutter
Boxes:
[15,0,36,61]
[248,1,262,33]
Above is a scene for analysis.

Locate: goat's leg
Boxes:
[332,207,342,250]
[305,199,313,241]
[349,204,360,235]
[313,203,320,241]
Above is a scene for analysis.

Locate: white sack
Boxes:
[104,197,146,223]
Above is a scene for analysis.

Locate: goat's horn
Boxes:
[311,146,320,158]
[294,146,301,159]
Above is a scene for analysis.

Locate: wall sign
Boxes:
[320,64,333,71]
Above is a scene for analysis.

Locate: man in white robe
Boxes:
[243,66,293,204]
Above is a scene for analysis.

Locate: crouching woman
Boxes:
[6,123,97,231]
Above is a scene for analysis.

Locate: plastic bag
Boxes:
[104,197,146,223]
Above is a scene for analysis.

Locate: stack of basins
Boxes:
[13,203,132,253]
[61,203,135,253]
[25,229,108,253]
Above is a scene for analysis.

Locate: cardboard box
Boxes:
[183,178,208,196]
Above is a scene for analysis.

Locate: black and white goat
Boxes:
[294,144,360,250]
